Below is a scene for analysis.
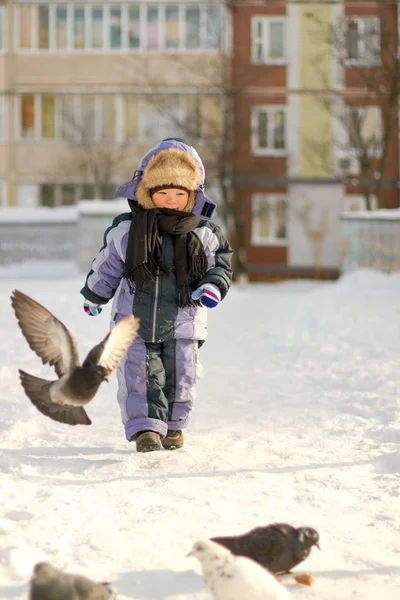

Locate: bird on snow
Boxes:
[211,523,320,574]
[11,289,140,426]
[188,539,291,600]
[29,561,114,600]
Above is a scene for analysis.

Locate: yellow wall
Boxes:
[299,4,333,177]
[13,54,223,89]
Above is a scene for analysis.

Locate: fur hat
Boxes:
[135,148,202,212]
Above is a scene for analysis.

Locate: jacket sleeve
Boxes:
[80,217,129,304]
[198,223,233,300]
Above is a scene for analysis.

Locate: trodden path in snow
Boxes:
[0,272,399,599]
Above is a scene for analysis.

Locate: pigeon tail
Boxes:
[19,370,91,426]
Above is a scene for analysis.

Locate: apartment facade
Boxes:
[232,0,400,280]
[0,0,229,207]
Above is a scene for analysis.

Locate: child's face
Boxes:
[151,188,189,211]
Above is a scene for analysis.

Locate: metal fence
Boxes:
[340,210,400,274]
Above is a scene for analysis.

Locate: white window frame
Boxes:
[251,16,286,65]
[251,105,287,156]
[251,194,288,246]
[14,3,224,54]
[0,5,7,54]
[345,17,381,67]
[346,105,382,157]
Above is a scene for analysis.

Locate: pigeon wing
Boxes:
[82,315,140,376]
[72,574,112,599]
[11,290,80,377]
[19,370,91,426]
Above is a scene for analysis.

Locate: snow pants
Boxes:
[116,337,202,441]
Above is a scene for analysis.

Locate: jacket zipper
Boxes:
[151,273,159,342]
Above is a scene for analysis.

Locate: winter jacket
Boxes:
[81,139,233,343]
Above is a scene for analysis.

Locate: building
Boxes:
[1,0,399,279]
[231,0,400,280]
[0,0,229,207]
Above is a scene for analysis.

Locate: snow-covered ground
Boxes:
[1,261,400,599]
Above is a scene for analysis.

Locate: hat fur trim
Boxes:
[135,149,202,212]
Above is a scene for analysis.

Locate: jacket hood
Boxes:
[114,139,217,220]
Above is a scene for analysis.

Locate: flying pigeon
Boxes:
[11,289,140,426]
[211,523,320,574]
[188,539,291,600]
[29,561,114,600]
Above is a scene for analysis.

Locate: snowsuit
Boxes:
[81,140,233,441]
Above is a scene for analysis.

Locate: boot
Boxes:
[161,430,184,450]
[135,431,162,453]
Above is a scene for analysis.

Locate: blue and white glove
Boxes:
[191,283,221,309]
[83,300,102,316]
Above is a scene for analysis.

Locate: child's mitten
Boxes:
[191,283,221,308]
[83,300,102,316]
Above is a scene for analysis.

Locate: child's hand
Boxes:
[83,300,102,316]
[191,283,221,308]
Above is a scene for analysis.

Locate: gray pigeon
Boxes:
[188,539,291,600]
[211,523,320,575]
[11,289,140,426]
[29,561,113,600]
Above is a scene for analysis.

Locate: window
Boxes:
[0,96,6,141]
[140,96,184,140]
[18,93,223,143]
[41,96,55,139]
[251,16,285,64]
[251,106,286,155]
[91,7,104,50]
[185,6,201,49]
[205,5,222,50]
[0,179,6,207]
[100,96,116,141]
[41,184,56,207]
[39,183,117,206]
[123,95,139,140]
[346,18,380,65]
[109,7,122,49]
[146,5,159,50]
[251,195,287,245]
[0,5,7,53]
[16,3,224,52]
[21,95,35,139]
[38,6,50,49]
[128,5,140,49]
[73,7,86,49]
[18,5,32,49]
[55,7,68,50]
[201,95,223,139]
[347,106,381,156]
[165,5,179,50]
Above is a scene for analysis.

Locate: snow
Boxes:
[1,265,400,599]
[341,208,400,220]
[0,207,78,223]
[78,199,129,215]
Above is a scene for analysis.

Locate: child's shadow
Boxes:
[116,568,204,599]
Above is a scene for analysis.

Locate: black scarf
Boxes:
[124,205,208,307]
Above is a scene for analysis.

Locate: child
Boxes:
[80,138,233,452]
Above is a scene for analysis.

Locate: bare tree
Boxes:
[124,1,279,278]
[61,97,128,199]
[304,6,399,210]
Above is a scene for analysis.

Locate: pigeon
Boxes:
[211,523,320,574]
[188,539,291,600]
[29,561,113,600]
[11,289,140,426]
